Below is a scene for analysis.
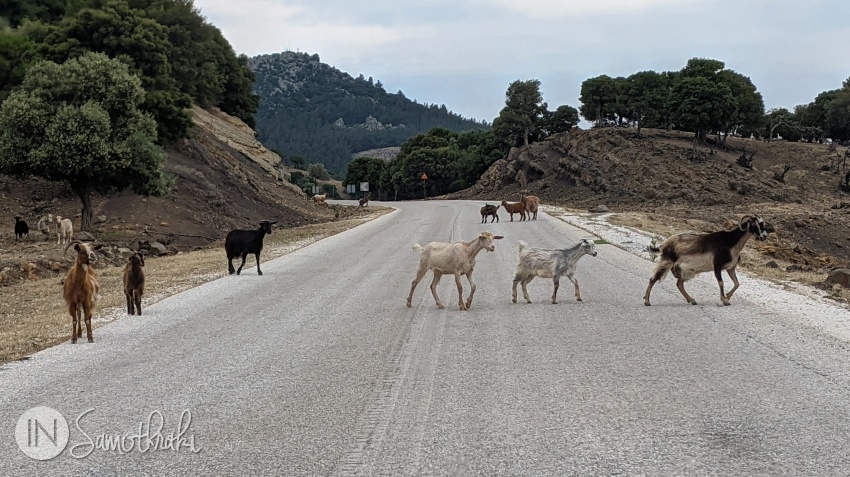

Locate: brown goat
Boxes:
[501,200,526,222]
[63,241,102,343]
[520,194,540,220]
[359,196,370,207]
[123,252,145,316]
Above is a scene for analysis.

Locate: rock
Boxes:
[149,242,168,256]
[117,247,135,259]
[97,215,107,223]
[160,221,169,227]
[51,262,62,272]
[76,231,96,241]
[826,269,850,288]
[786,265,804,272]
[590,205,609,213]
[766,261,779,269]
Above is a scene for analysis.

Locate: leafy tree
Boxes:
[671,76,736,156]
[493,79,547,147]
[0,27,39,102]
[308,162,331,181]
[579,75,618,127]
[717,69,763,142]
[543,104,580,134]
[345,156,386,195]
[764,108,794,142]
[623,71,669,136]
[825,90,850,142]
[289,155,307,170]
[0,52,171,230]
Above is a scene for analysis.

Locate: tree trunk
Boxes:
[636,117,642,137]
[71,183,94,232]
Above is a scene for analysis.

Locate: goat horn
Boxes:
[739,215,753,230]
[63,240,82,262]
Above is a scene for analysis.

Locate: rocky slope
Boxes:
[452,127,850,268]
[0,106,344,285]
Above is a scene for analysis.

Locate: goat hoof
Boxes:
[512,298,517,303]
[644,302,651,306]
[258,271,263,276]
[552,300,558,304]
[437,304,445,310]
[88,338,94,343]
[690,301,698,305]
[576,298,582,302]
[722,301,731,306]
[406,302,412,308]
[71,339,77,344]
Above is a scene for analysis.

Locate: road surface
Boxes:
[2,200,850,476]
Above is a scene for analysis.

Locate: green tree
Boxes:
[0,52,172,230]
[579,75,618,127]
[345,156,386,195]
[671,76,736,157]
[493,79,547,147]
[543,104,580,134]
[764,108,794,142]
[0,27,39,102]
[623,71,669,136]
[308,162,332,181]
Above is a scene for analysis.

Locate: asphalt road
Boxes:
[2,200,850,476]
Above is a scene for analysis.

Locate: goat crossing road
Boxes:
[2,201,850,475]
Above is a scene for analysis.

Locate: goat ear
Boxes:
[74,243,82,252]
[93,244,103,250]
[270,221,278,225]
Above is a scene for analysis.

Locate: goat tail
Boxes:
[647,245,661,253]
[412,243,423,253]
[517,240,528,253]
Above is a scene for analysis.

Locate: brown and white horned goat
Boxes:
[643,215,771,306]
[501,200,526,222]
[406,232,504,310]
[63,241,103,343]
[123,252,145,316]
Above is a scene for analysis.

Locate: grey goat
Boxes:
[512,239,597,304]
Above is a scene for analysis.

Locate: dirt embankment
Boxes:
[0,106,351,286]
[450,127,850,269]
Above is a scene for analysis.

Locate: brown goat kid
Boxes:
[123,252,145,316]
[520,194,540,220]
[501,200,526,222]
[643,215,771,306]
[63,241,103,343]
[407,232,504,310]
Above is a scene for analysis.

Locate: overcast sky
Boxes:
[194,0,849,123]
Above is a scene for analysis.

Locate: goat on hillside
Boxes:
[643,215,771,306]
[55,215,73,244]
[123,252,145,315]
[14,216,29,241]
[480,204,500,223]
[501,201,526,222]
[225,220,278,275]
[406,232,504,310]
[36,214,54,237]
[63,241,102,343]
[313,194,328,207]
[520,194,540,220]
[512,239,598,304]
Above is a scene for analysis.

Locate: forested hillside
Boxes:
[249,51,488,176]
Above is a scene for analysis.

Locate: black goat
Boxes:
[225,220,278,275]
[14,216,29,242]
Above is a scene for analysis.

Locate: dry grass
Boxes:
[606,212,850,305]
[0,209,391,365]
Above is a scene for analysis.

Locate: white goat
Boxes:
[36,214,54,236]
[643,215,771,306]
[55,215,73,244]
[406,232,504,310]
[512,239,598,304]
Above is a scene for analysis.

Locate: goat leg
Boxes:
[551,276,560,304]
[227,256,236,275]
[453,273,466,310]
[83,301,93,342]
[567,274,582,302]
[521,277,533,303]
[725,268,740,301]
[255,252,263,276]
[135,293,142,316]
[236,253,247,275]
[464,271,476,310]
[407,265,429,308]
[676,277,697,305]
[511,275,521,303]
[70,305,78,344]
[714,266,730,306]
[430,271,445,309]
